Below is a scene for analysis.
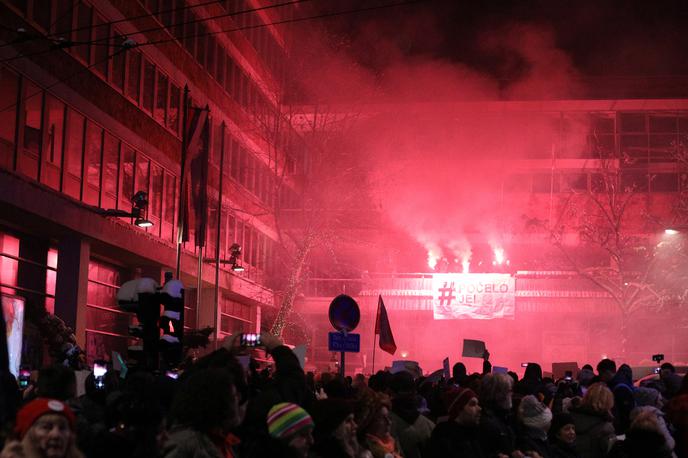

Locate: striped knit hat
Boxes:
[267,402,314,440]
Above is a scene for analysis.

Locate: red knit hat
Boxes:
[14,398,76,439]
[444,387,478,420]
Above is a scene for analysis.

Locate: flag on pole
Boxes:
[177,105,209,246]
[190,110,210,248]
[375,295,397,355]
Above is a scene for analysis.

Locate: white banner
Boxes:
[2,294,25,377]
[432,274,515,320]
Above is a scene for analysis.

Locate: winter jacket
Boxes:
[390,397,435,458]
[569,406,615,458]
[606,428,673,458]
[549,439,580,458]
[516,426,551,458]
[477,405,517,457]
[427,420,486,458]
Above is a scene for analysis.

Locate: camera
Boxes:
[18,367,31,389]
[240,333,261,347]
[93,361,107,390]
[652,354,664,363]
[564,370,573,381]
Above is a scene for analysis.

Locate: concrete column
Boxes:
[16,236,49,318]
[54,236,90,348]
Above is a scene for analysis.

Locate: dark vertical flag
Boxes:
[177,105,209,246]
[190,111,210,247]
[375,295,397,355]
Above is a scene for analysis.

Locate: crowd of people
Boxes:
[1,332,687,458]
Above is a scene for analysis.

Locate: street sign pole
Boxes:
[327,294,361,379]
[339,330,346,377]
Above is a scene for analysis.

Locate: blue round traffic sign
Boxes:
[328,294,360,332]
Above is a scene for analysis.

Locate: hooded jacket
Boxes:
[569,406,615,458]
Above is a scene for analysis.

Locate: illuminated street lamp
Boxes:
[97,191,153,228]
[204,243,245,272]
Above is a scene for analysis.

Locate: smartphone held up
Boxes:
[240,333,261,347]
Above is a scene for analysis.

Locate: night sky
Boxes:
[316,0,688,89]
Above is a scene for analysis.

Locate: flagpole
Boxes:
[372,333,377,374]
[175,85,190,279]
[213,122,225,349]
[372,295,379,374]
[195,110,210,332]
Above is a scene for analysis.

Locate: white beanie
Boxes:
[519,395,553,431]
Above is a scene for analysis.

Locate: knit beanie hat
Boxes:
[310,398,354,440]
[14,398,76,439]
[550,412,575,437]
[518,395,553,431]
[634,387,661,407]
[267,403,314,440]
[444,387,478,421]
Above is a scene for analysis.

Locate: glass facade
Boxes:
[86,259,129,365]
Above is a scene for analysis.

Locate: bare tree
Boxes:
[547,147,688,357]
[240,46,371,339]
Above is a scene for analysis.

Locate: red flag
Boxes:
[375,295,397,355]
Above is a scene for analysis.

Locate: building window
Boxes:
[125,50,142,103]
[562,172,588,192]
[92,14,110,77]
[0,231,54,313]
[101,133,120,209]
[154,72,168,125]
[621,170,648,192]
[168,83,180,133]
[52,0,72,39]
[83,121,103,206]
[135,153,150,202]
[0,68,18,170]
[110,32,126,90]
[64,109,85,199]
[19,80,42,179]
[0,232,20,296]
[85,259,129,366]
[42,95,65,190]
[119,145,135,210]
[142,59,155,113]
[650,173,678,192]
[74,2,93,63]
[163,172,176,241]
[150,163,163,237]
[219,296,253,337]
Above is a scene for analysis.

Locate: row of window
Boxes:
[0,232,57,314]
[0,66,179,242]
[10,0,303,196]
[446,112,688,161]
[504,170,682,194]
[222,0,288,84]
[0,68,281,285]
[142,0,280,132]
[8,0,184,137]
[218,295,254,336]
